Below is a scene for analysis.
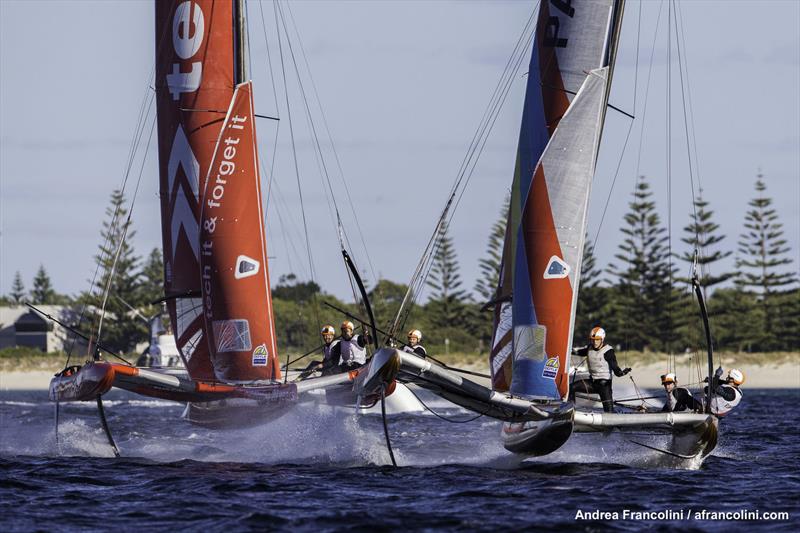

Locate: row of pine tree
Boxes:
[4,174,797,355]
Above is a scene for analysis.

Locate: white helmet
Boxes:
[728,368,745,386]
[661,372,676,385]
[590,326,606,341]
[407,329,422,342]
[320,325,335,336]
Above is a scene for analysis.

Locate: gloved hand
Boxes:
[715,366,724,377]
[622,367,631,375]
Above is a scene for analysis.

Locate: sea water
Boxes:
[0,388,797,531]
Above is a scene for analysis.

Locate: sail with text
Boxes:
[200,81,281,382]
[155,0,236,380]
[490,0,623,399]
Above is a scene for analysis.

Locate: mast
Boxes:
[234,0,247,84]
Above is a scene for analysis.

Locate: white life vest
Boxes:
[587,344,613,380]
[709,385,742,416]
[338,337,367,365]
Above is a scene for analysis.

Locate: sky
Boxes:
[1,0,798,304]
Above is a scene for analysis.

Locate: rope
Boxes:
[404,383,487,424]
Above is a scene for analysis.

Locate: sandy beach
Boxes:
[1,360,798,391]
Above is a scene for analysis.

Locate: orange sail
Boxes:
[155,1,236,380]
[200,81,280,382]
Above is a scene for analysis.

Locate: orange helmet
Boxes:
[341,321,354,332]
[590,326,606,341]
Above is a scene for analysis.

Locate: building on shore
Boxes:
[0,305,88,354]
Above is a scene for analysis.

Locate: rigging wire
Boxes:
[95,114,157,353]
[273,0,317,288]
[403,384,487,424]
[390,4,539,335]
[284,0,380,287]
[667,0,675,376]
[592,0,643,246]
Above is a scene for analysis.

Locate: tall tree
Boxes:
[10,271,26,304]
[138,248,164,316]
[475,194,509,302]
[30,264,57,304]
[575,238,608,341]
[426,222,467,329]
[87,189,147,354]
[606,177,677,351]
[676,192,733,349]
[735,173,797,349]
[678,191,733,291]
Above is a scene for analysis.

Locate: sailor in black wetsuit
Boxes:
[704,367,744,416]
[298,325,339,378]
[402,329,427,358]
[569,326,630,412]
[660,373,702,412]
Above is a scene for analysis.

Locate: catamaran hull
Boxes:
[182,396,296,428]
[501,406,575,456]
[572,411,719,467]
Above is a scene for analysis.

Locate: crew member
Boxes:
[660,373,702,412]
[402,329,428,358]
[569,326,631,412]
[704,367,744,416]
[299,325,339,378]
[329,320,371,372]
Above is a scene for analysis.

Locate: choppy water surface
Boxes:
[1,388,797,531]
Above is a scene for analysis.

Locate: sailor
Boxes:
[660,373,702,412]
[329,320,371,372]
[569,326,631,412]
[402,329,428,358]
[704,367,744,416]
[299,325,339,378]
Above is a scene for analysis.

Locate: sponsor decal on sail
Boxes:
[252,344,268,366]
[542,357,559,379]
[235,255,260,279]
[543,255,570,279]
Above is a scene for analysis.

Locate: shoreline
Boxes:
[1,361,798,391]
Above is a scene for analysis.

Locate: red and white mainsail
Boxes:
[155,1,236,380]
[200,81,280,382]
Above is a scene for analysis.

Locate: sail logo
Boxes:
[542,357,559,379]
[234,255,260,279]
[252,344,269,366]
[543,255,570,279]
